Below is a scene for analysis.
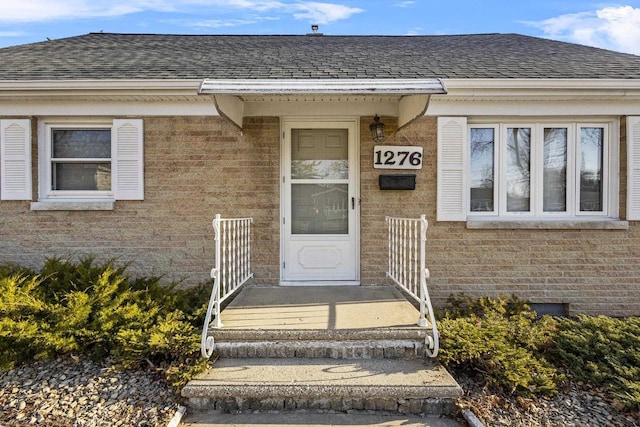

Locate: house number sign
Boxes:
[373,145,423,170]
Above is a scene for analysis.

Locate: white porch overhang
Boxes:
[197,78,448,131]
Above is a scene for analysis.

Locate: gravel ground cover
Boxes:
[456,373,639,427]
[0,357,179,427]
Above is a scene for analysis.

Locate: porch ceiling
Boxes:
[198,78,447,131]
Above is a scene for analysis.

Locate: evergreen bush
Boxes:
[437,294,560,397]
[0,257,209,381]
[551,315,640,411]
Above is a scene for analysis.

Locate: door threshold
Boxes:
[280,281,360,287]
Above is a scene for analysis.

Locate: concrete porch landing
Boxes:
[219,285,425,330]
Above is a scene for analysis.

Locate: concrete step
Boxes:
[215,339,426,359]
[181,358,462,416]
[211,326,430,342]
[181,410,465,426]
[210,318,434,359]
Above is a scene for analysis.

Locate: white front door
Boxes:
[281,118,359,284]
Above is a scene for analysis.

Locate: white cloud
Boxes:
[396,1,417,7]
[292,2,363,24]
[596,6,640,54]
[0,0,362,25]
[193,15,280,28]
[0,31,27,37]
[527,5,640,55]
[0,1,146,22]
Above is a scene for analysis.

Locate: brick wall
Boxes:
[360,116,640,316]
[0,116,281,285]
[1,114,639,315]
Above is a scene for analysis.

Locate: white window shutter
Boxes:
[112,119,144,200]
[437,116,468,221]
[1,119,32,201]
[628,116,640,220]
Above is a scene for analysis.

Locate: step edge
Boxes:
[181,384,464,400]
[215,339,424,347]
[210,329,431,341]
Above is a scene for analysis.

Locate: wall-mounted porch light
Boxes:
[370,115,385,142]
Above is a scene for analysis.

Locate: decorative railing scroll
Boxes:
[385,215,439,357]
[201,214,253,358]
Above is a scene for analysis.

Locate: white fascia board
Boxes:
[198,79,447,95]
[0,100,220,117]
[426,99,640,117]
[443,78,640,98]
[0,79,202,97]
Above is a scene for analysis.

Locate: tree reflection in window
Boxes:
[470,128,495,212]
[543,128,568,212]
[507,128,531,212]
[291,159,348,180]
[580,128,604,212]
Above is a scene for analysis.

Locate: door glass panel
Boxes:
[543,128,568,212]
[291,129,348,179]
[506,127,531,212]
[291,184,348,234]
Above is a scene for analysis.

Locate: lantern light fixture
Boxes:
[370,114,385,142]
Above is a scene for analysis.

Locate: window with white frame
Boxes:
[48,125,113,195]
[35,119,144,207]
[468,122,610,218]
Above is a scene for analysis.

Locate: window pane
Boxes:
[53,163,111,191]
[470,128,494,212]
[52,129,111,159]
[291,129,348,179]
[543,128,568,212]
[291,184,348,234]
[506,128,531,212]
[580,128,604,212]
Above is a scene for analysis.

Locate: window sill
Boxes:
[30,200,115,211]
[467,218,629,230]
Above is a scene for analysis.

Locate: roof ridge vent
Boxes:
[307,24,323,36]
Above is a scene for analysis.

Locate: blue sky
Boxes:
[1,1,639,54]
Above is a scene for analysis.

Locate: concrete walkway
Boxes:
[182,411,464,426]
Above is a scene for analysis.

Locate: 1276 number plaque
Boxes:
[373,145,423,169]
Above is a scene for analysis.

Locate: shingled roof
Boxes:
[1,32,639,81]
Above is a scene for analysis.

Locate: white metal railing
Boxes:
[386,214,439,357]
[201,214,253,358]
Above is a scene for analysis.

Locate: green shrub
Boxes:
[0,257,209,380]
[438,294,560,397]
[551,315,640,411]
[0,273,57,366]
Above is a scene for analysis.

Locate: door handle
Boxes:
[351,197,355,209]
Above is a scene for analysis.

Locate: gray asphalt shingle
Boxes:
[0,32,639,81]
